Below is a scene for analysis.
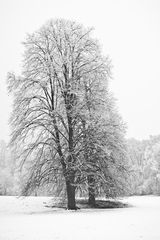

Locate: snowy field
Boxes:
[0,196,160,240]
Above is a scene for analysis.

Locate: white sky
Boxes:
[0,0,160,141]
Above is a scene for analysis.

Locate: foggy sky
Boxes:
[0,0,160,141]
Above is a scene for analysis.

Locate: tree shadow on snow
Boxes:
[44,198,130,212]
[77,199,129,209]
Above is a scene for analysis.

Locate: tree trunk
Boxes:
[66,177,77,210]
[88,190,96,206]
[88,175,96,206]
[65,91,77,210]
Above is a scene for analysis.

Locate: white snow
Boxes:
[0,195,160,240]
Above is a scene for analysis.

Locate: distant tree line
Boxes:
[0,140,16,195]
[127,135,160,195]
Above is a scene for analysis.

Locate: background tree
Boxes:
[77,90,128,205]
[0,140,15,195]
[127,135,160,195]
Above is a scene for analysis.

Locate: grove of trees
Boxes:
[0,19,159,209]
[127,135,160,195]
[6,19,128,209]
[0,140,15,195]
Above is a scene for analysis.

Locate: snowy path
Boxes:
[0,196,159,240]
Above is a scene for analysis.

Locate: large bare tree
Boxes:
[7,19,112,209]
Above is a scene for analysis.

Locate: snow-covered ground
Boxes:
[0,195,160,240]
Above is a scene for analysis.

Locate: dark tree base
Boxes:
[88,195,96,207]
[66,206,80,210]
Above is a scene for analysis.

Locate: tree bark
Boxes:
[88,175,96,206]
[66,174,77,210]
[64,89,77,210]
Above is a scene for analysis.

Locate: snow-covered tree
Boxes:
[75,82,128,205]
[0,140,15,195]
[7,19,114,209]
[127,135,160,195]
